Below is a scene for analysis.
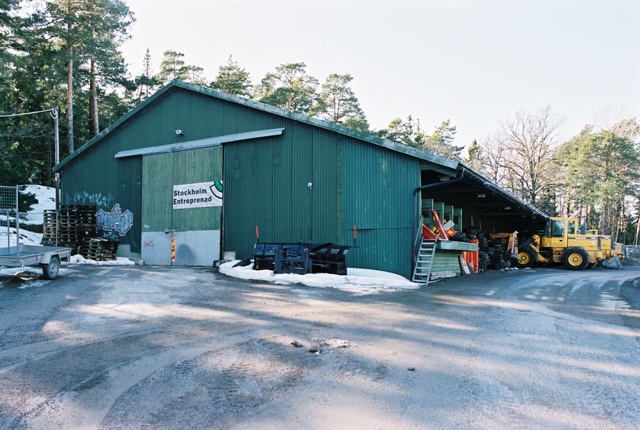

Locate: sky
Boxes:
[119,0,640,150]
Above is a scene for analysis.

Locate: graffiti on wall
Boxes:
[97,204,133,236]
[67,191,114,207]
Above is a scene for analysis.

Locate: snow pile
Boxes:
[69,255,135,266]
[21,185,57,225]
[219,260,419,295]
[0,228,43,247]
[0,185,56,246]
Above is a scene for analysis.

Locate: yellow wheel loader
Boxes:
[517,217,625,270]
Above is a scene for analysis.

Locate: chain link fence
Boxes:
[0,186,52,250]
[1,186,19,252]
[0,186,18,212]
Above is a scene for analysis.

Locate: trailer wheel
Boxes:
[517,247,537,268]
[42,256,60,280]
[561,247,589,270]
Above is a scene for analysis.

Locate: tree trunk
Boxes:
[66,0,74,153]
[66,44,74,153]
[90,56,99,136]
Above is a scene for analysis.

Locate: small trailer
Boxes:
[1,185,71,280]
[0,244,71,279]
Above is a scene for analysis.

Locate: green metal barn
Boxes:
[54,80,546,279]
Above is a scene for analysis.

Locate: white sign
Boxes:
[173,181,222,209]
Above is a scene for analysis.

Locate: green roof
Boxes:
[53,80,547,222]
[54,80,458,173]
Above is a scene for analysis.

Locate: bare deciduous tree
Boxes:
[481,106,564,205]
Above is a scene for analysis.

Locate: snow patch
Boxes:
[219,260,419,295]
[0,185,56,246]
[69,255,135,266]
[0,227,43,247]
[21,185,57,225]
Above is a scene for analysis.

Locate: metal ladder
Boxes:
[412,239,437,284]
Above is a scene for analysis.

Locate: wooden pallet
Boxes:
[80,238,118,261]
[41,205,98,250]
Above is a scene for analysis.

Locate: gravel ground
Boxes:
[1,260,639,430]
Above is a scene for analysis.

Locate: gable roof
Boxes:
[53,80,547,222]
[53,80,458,173]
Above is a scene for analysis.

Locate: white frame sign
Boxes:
[173,182,222,209]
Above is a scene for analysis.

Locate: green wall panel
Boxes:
[222,124,345,261]
[342,139,421,277]
[117,156,142,252]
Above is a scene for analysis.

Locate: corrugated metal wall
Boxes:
[117,156,142,252]
[222,124,322,259]
[223,122,420,278]
[342,139,420,278]
[60,86,422,276]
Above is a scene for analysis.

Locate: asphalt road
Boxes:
[1,261,639,430]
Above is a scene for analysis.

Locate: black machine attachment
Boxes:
[253,242,352,275]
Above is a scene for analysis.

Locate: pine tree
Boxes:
[555,120,640,234]
[257,62,319,114]
[211,55,252,97]
[424,120,464,159]
[156,50,185,83]
[377,116,425,148]
[314,73,368,132]
[0,0,18,53]
[378,116,463,158]
[80,0,134,136]
[24,0,134,151]
[133,48,159,102]
[464,139,483,171]
[156,50,206,85]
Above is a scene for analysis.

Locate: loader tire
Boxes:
[561,247,589,270]
[517,247,537,268]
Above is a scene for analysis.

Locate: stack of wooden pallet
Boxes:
[41,211,58,246]
[79,237,118,261]
[41,205,97,251]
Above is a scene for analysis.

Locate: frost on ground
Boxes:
[218,260,419,295]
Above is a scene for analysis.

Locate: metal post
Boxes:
[53,106,60,211]
[14,185,19,253]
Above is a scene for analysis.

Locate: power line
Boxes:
[0,108,56,118]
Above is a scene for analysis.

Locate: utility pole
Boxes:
[53,106,60,210]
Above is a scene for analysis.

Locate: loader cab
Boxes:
[541,218,567,248]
